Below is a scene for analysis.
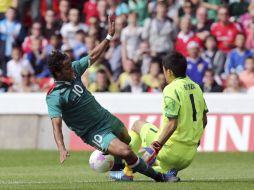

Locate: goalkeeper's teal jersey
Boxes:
[46,56,113,137]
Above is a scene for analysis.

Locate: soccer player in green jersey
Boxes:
[46,16,167,182]
[112,52,208,181]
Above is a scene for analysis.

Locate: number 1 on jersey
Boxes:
[189,94,197,121]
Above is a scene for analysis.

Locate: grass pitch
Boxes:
[0,150,253,190]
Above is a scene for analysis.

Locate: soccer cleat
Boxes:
[109,171,134,181]
[163,169,180,182]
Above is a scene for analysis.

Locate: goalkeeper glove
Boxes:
[141,141,162,166]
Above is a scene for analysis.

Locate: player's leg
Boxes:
[107,137,164,182]
[84,127,164,182]
[110,120,160,181]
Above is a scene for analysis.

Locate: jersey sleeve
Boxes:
[163,86,181,119]
[72,56,90,76]
[46,93,62,119]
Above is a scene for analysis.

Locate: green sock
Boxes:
[129,130,141,153]
[130,157,162,181]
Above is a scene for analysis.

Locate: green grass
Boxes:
[0,151,253,190]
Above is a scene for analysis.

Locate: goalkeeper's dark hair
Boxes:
[162,52,187,78]
[48,50,67,78]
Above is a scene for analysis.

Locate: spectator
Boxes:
[73,30,88,60]
[115,16,125,37]
[246,22,254,49]
[57,0,70,25]
[44,34,62,56]
[22,22,48,54]
[83,0,99,25]
[142,2,177,57]
[239,57,254,89]
[129,0,149,26]
[43,10,61,40]
[115,0,130,16]
[142,60,161,89]
[202,69,223,92]
[118,59,136,89]
[17,0,40,22]
[7,46,34,85]
[105,34,122,81]
[121,11,142,63]
[134,40,152,74]
[175,15,202,57]
[97,0,108,40]
[156,73,167,92]
[211,6,241,53]
[0,0,13,20]
[229,0,249,19]
[85,57,112,86]
[121,68,149,93]
[202,35,226,76]
[194,7,211,41]
[60,8,88,48]
[0,69,10,92]
[9,68,39,92]
[85,35,97,55]
[167,0,181,25]
[89,69,115,92]
[97,0,107,27]
[0,7,21,72]
[202,0,225,21]
[240,3,254,36]
[225,33,253,75]
[178,0,196,24]
[186,41,209,86]
[25,38,49,78]
[223,73,246,93]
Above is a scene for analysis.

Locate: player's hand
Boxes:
[141,141,162,166]
[59,149,70,164]
[107,14,115,37]
[140,146,157,166]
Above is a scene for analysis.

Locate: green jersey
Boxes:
[162,77,208,146]
[46,56,114,137]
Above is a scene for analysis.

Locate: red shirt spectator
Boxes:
[22,22,48,53]
[175,16,202,57]
[211,7,241,53]
[83,0,99,25]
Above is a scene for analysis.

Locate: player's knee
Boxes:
[117,145,132,158]
[132,120,145,133]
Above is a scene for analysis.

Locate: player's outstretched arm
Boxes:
[88,15,115,64]
[51,117,70,164]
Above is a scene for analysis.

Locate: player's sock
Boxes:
[129,130,141,153]
[128,156,164,182]
[111,156,125,171]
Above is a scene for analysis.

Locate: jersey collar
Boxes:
[54,80,72,86]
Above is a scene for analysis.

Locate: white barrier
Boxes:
[1,93,254,114]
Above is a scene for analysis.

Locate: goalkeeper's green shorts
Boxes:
[140,123,197,173]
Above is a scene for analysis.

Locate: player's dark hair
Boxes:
[162,52,187,78]
[48,50,68,78]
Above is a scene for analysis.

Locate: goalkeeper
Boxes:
[111,52,208,181]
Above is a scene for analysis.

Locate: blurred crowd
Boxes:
[0,0,254,93]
